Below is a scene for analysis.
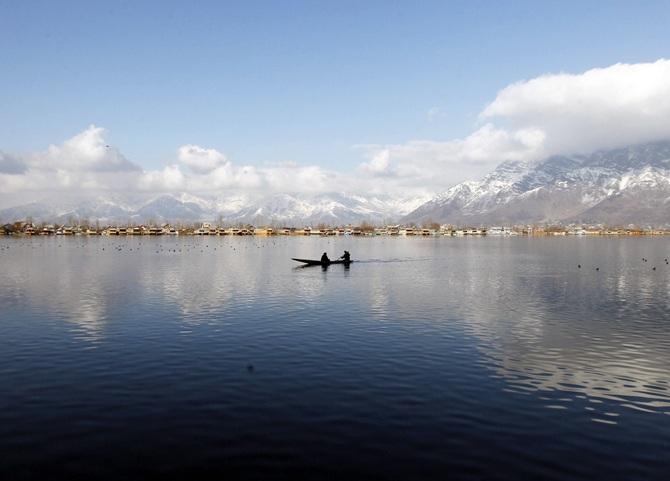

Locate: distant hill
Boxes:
[0,191,428,226]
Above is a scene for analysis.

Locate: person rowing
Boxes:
[290,253,353,266]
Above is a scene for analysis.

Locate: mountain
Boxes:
[0,198,135,223]
[134,195,210,221]
[0,191,427,226]
[404,141,670,226]
[7,141,668,227]
[226,193,426,225]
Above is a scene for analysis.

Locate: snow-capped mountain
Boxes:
[0,191,426,226]
[0,197,135,224]
[6,141,669,227]
[404,141,670,225]
[226,193,427,225]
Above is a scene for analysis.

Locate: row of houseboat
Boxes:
[6,223,488,237]
[4,222,668,237]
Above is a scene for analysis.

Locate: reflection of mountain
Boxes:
[1,242,113,343]
[341,237,670,420]
[437,246,670,420]
[4,236,669,421]
[405,141,670,225]
[475,308,670,419]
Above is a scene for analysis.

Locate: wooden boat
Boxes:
[291,258,353,266]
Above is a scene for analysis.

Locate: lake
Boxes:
[1,235,669,480]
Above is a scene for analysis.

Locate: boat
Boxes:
[291,258,353,266]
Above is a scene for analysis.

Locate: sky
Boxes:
[2,0,670,207]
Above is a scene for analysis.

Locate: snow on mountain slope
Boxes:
[405,141,670,225]
[6,141,669,226]
[0,191,427,225]
[223,192,423,225]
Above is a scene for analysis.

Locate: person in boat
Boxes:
[321,252,330,264]
[340,250,351,262]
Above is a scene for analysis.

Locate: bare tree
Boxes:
[422,219,441,230]
[358,221,375,233]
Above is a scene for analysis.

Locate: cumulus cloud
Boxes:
[358,59,670,192]
[3,59,670,209]
[0,121,353,206]
[359,149,392,176]
[177,144,229,174]
[0,126,143,200]
[137,164,186,191]
[0,151,27,174]
[36,125,139,173]
[481,59,670,155]
[358,123,546,188]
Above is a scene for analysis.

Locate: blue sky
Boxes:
[2,0,669,172]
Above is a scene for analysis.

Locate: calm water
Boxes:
[1,236,669,480]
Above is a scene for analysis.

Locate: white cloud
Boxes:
[358,59,670,193]
[137,164,186,191]
[359,149,392,176]
[481,59,670,155]
[3,59,670,209]
[36,124,139,173]
[177,144,229,174]
[358,123,545,189]
[0,151,27,174]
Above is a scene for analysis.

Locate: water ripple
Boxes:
[1,236,670,479]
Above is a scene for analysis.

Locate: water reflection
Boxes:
[2,235,670,478]
[68,297,107,343]
[431,238,670,419]
[2,237,670,413]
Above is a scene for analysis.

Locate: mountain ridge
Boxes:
[0,192,428,226]
[404,141,670,226]
[4,141,670,226]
